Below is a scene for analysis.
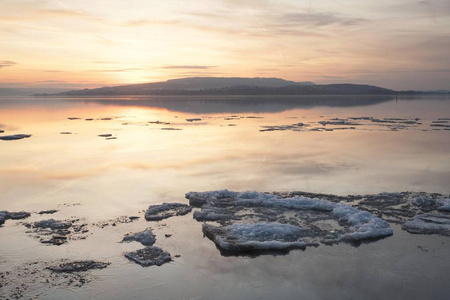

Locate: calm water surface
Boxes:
[0,95,449,299]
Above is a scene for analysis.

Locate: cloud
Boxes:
[161,65,217,69]
[0,61,17,69]
[89,68,144,72]
[320,75,347,79]
[122,19,151,27]
[34,80,68,83]
[265,12,368,31]
[38,9,85,17]
[174,71,224,77]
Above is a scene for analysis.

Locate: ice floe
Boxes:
[25,218,89,245]
[124,246,172,267]
[0,134,32,141]
[33,218,72,230]
[38,209,58,215]
[46,260,110,273]
[145,202,192,221]
[93,215,140,228]
[121,228,156,246]
[186,190,394,252]
[260,116,450,133]
[0,210,30,226]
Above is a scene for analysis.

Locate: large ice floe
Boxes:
[186,190,394,253]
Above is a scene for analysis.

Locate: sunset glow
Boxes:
[1,0,449,90]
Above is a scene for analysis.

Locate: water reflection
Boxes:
[1,94,397,113]
[0,96,450,299]
[78,95,397,113]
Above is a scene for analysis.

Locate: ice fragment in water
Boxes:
[124,246,172,267]
[121,228,156,246]
[145,203,192,221]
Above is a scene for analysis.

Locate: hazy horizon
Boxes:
[1,0,449,90]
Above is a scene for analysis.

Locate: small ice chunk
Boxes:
[402,214,450,236]
[39,210,58,215]
[0,211,7,225]
[0,211,31,226]
[124,246,172,266]
[46,260,110,272]
[121,229,156,246]
[33,219,72,230]
[202,222,308,252]
[145,203,192,221]
[186,189,239,207]
[8,211,31,220]
[0,134,31,141]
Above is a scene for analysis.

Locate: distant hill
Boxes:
[43,77,394,96]
[0,87,70,96]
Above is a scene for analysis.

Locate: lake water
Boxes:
[0,95,449,299]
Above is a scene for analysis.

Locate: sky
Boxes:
[0,0,449,90]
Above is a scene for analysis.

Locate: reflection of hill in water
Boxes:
[84,95,395,114]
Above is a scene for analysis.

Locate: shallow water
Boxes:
[0,95,449,299]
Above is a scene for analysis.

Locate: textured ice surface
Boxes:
[437,199,450,211]
[145,202,192,221]
[332,204,393,240]
[203,223,308,251]
[121,228,156,246]
[186,190,394,252]
[402,214,450,236]
[124,246,172,266]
